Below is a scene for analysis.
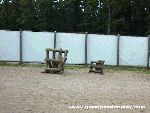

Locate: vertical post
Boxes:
[117,34,120,66]
[147,35,150,68]
[19,29,23,64]
[53,31,57,58]
[46,50,49,68]
[54,31,57,48]
[85,32,88,65]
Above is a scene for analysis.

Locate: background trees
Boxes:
[0,0,149,36]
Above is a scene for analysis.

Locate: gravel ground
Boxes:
[0,66,150,113]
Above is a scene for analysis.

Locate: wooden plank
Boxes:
[45,68,60,71]
[46,48,68,53]
[44,58,61,62]
[91,60,105,63]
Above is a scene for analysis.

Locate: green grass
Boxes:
[105,65,150,74]
[21,63,46,68]
[0,62,19,66]
[0,62,46,67]
[65,65,89,70]
[0,62,150,74]
[66,65,150,75]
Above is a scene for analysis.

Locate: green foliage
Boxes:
[0,0,149,36]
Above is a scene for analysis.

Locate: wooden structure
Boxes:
[89,60,105,74]
[44,48,68,73]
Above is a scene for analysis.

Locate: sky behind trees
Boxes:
[0,0,150,36]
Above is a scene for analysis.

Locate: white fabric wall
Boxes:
[88,34,117,65]
[22,31,54,62]
[0,30,149,66]
[120,36,148,66]
[0,30,20,61]
[56,33,85,64]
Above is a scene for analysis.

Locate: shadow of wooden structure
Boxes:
[43,48,68,74]
[89,60,105,74]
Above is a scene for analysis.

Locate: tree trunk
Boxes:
[107,6,111,34]
[74,0,80,32]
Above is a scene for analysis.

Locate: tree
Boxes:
[18,0,37,30]
[0,0,149,36]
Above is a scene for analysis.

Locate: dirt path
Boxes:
[0,66,150,113]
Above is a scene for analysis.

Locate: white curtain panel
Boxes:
[0,30,20,61]
[56,33,85,64]
[88,34,117,65]
[120,36,148,66]
[22,31,54,62]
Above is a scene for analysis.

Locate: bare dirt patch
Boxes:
[0,66,150,113]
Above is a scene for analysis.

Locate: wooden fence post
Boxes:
[53,31,57,58]
[54,31,57,48]
[147,35,150,68]
[19,29,23,64]
[85,32,88,65]
[117,34,120,66]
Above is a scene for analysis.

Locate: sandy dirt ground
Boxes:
[0,66,150,113]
